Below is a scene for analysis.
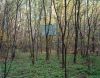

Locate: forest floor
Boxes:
[0,51,100,78]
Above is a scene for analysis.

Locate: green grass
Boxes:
[0,52,100,78]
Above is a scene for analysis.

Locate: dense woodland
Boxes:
[0,0,100,78]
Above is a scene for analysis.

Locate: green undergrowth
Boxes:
[0,52,100,78]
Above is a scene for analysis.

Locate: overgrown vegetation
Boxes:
[0,0,100,78]
[0,52,100,78]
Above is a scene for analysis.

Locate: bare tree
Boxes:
[29,0,35,64]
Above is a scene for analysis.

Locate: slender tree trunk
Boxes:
[64,0,67,77]
[29,0,35,64]
[73,0,80,63]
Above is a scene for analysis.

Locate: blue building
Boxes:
[40,24,58,36]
